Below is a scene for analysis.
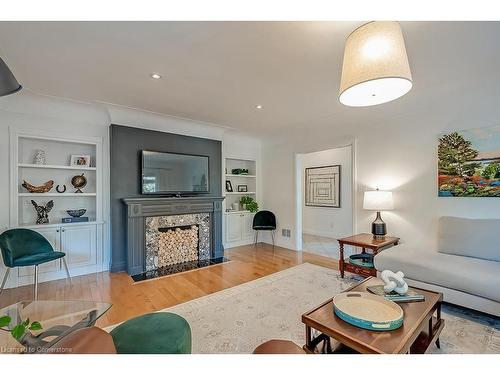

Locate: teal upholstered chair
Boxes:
[110,312,192,354]
[252,210,277,248]
[0,228,71,299]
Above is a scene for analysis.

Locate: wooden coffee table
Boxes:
[302,277,444,354]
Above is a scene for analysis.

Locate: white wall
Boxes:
[262,100,500,252]
[0,91,260,287]
[299,146,352,239]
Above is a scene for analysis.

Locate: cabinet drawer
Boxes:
[344,263,375,277]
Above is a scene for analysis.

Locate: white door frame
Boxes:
[294,140,358,251]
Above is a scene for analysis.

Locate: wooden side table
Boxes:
[338,233,399,278]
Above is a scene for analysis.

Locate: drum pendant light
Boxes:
[339,21,412,107]
[0,57,22,97]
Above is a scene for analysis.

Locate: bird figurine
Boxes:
[31,200,54,224]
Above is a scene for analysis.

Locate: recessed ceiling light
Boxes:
[255,105,263,110]
[150,73,162,80]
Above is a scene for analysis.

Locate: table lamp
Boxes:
[363,189,393,239]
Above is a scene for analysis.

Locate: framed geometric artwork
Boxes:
[438,124,500,197]
[305,165,341,208]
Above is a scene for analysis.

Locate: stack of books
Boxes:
[61,217,89,223]
[367,285,425,302]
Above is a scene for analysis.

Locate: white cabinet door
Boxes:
[242,213,255,241]
[225,214,243,243]
[18,227,61,277]
[60,225,97,268]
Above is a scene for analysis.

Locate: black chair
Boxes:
[252,210,277,248]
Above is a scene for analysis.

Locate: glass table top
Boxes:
[0,300,112,353]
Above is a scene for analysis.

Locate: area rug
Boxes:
[161,263,499,353]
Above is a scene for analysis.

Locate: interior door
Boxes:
[18,227,61,276]
[60,224,97,268]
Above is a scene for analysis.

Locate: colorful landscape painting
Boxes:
[438,125,500,197]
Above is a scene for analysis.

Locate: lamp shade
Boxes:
[339,21,412,107]
[363,190,393,211]
[0,57,22,97]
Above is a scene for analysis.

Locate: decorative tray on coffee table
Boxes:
[333,292,404,331]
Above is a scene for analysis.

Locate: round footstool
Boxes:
[110,312,191,354]
[253,339,306,354]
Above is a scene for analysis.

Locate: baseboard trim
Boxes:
[302,229,337,239]
[110,261,126,273]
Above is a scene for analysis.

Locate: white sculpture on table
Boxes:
[381,270,408,295]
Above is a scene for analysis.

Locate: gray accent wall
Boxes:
[110,124,222,272]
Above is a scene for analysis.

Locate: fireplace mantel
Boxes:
[122,196,225,275]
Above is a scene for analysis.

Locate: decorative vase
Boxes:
[33,150,46,165]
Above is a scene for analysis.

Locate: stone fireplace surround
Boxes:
[122,196,225,276]
[145,213,210,271]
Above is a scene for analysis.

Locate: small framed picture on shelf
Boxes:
[237,185,248,192]
[225,180,233,192]
[70,154,91,167]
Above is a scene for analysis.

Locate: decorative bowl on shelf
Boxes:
[66,209,87,218]
[22,180,54,193]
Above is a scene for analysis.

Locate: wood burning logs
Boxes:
[157,225,199,267]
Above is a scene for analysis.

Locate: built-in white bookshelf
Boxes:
[8,129,105,288]
[10,130,103,227]
[224,158,257,211]
[223,157,258,248]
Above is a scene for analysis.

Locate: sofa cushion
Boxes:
[374,245,500,302]
[437,216,500,262]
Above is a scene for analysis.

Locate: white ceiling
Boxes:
[0,21,499,138]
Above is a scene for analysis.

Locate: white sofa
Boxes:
[374,216,500,317]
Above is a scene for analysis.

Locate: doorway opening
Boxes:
[295,145,354,259]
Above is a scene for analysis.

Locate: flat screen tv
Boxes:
[141,150,209,195]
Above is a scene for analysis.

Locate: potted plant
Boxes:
[239,196,259,213]
[0,315,42,341]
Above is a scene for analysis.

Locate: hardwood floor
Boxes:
[0,244,339,328]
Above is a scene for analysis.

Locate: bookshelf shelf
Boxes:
[18,163,96,171]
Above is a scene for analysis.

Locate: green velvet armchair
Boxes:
[0,228,71,299]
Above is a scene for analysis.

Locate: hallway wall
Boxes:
[299,146,353,239]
